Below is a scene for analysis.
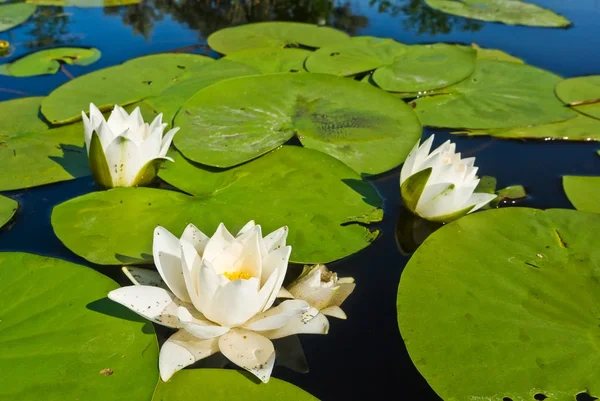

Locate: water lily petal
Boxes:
[180,240,208,312]
[89,103,105,130]
[153,226,191,303]
[106,104,128,135]
[202,223,235,267]
[104,134,141,187]
[159,127,179,158]
[159,330,219,381]
[466,192,498,214]
[263,226,288,254]
[211,231,262,278]
[208,278,262,327]
[107,285,183,328]
[400,138,421,184]
[177,306,230,339]
[277,287,294,299]
[139,123,163,164]
[261,309,330,340]
[88,131,114,189]
[236,220,256,237]
[96,119,116,150]
[330,282,356,307]
[321,305,347,319]
[82,111,93,154]
[218,328,276,383]
[148,113,165,135]
[124,106,144,132]
[121,266,168,289]
[260,245,291,310]
[243,300,309,331]
[180,223,210,257]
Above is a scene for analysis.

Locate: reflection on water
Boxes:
[24,7,79,48]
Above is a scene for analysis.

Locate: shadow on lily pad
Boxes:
[86,296,155,334]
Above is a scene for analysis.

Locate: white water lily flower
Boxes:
[400,135,497,223]
[108,221,329,383]
[82,103,179,188]
[286,264,355,320]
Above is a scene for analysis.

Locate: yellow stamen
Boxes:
[223,271,251,281]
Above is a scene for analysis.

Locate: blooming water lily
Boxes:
[108,221,329,383]
[400,135,497,223]
[82,103,179,188]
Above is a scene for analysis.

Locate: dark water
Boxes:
[1,1,600,400]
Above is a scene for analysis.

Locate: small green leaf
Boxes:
[563,175,600,214]
[0,3,37,33]
[0,195,17,229]
[0,47,101,77]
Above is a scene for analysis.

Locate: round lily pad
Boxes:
[51,146,383,266]
[0,47,101,77]
[397,208,600,401]
[173,72,422,174]
[413,60,577,129]
[0,3,37,33]
[152,369,318,401]
[207,22,350,55]
[555,76,600,120]
[0,195,17,229]
[41,53,214,124]
[0,252,159,401]
[563,175,600,214]
[424,0,571,27]
[223,48,311,74]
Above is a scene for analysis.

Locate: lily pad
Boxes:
[0,3,37,33]
[152,369,318,401]
[0,47,100,77]
[52,146,383,265]
[207,22,350,55]
[26,0,141,6]
[397,208,600,401]
[471,43,523,64]
[41,53,214,124]
[0,195,17,229]
[563,176,600,214]
[173,72,422,174]
[224,48,311,74]
[0,252,159,401]
[413,60,577,129]
[0,97,50,137]
[555,75,600,120]
[424,0,571,27]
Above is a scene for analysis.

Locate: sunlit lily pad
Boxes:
[424,0,571,27]
[0,97,49,137]
[0,47,100,77]
[562,175,600,214]
[470,43,523,63]
[0,252,159,401]
[52,146,383,265]
[41,53,214,124]
[207,22,350,55]
[26,0,141,6]
[0,195,17,229]
[224,48,311,73]
[152,369,318,401]
[0,3,36,32]
[173,72,422,174]
[397,208,600,400]
[555,75,600,120]
[413,60,577,129]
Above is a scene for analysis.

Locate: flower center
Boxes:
[223,271,252,281]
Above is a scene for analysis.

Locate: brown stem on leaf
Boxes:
[567,98,600,107]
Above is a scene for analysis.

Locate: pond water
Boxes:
[1,1,600,400]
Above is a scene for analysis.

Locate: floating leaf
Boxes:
[0,97,50,137]
[52,146,383,266]
[173,72,422,174]
[41,53,214,124]
[563,175,600,214]
[223,48,311,74]
[26,0,141,6]
[470,43,523,64]
[0,252,159,401]
[151,369,318,401]
[496,185,527,201]
[0,47,100,77]
[397,208,600,401]
[0,195,17,229]
[555,75,600,120]
[424,0,571,27]
[413,60,577,129]
[0,3,37,33]
[207,22,350,55]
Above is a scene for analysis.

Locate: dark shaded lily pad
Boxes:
[0,195,17,229]
[0,3,37,33]
[0,47,100,77]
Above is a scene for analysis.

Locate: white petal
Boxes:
[107,285,182,328]
[139,124,163,164]
[106,104,127,134]
[152,226,191,303]
[180,223,210,256]
[236,220,256,237]
[262,309,330,340]
[466,192,498,213]
[148,113,165,134]
[262,226,288,254]
[82,111,93,154]
[321,305,347,319]
[125,106,144,132]
[201,223,235,266]
[243,300,309,331]
[159,330,219,381]
[208,278,262,327]
[211,232,262,278]
[277,287,294,299]
[121,266,168,289]
[104,134,142,187]
[89,103,105,130]
[399,138,421,184]
[260,245,291,311]
[177,306,230,339]
[96,120,115,150]
[159,127,179,158]
[413,135,435,168]
[218,328,275,383]
[180,240,208,313]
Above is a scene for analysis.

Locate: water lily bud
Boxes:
[399,135,497,223]
[82,103,179,188]
[287,264,355,320]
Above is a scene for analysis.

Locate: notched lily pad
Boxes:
[0,195,17,229]
[555,75,600,120]
[0,47,100,77]
[563,175,600,214]
[0,3,37,33]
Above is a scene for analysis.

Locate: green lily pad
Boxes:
[555,75,600,120]
[0,195,17,229]
[563,176,600,214]
[0,3,37,32]
[41,53,214,124]
[173,72,422,174]
[152,369,318,401]
[52,146,383,266]
[424,0,571,27]
[456,114,600,140]
[145,59,259,126]
[0,252,159,401]
[223,48,311,74]
[397,208,600,401]
[0,47,100,77]
[207,22,350,55]
[413,60,577,129]
[26,0,141,6]
[0,97,50,137]
[471,44,523,64]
